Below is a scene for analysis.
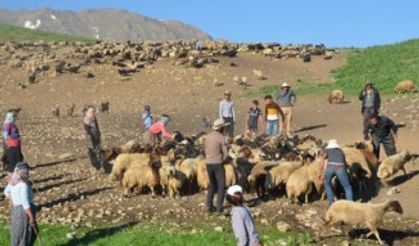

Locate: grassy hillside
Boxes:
[332,39,419,95]
[0,23,94,43]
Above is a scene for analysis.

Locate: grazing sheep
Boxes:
[266,161,302,193]
[324,200,403,245]
[160,164,186,198]
[253,69,266,80]
[99,101,110,113]
[66,104,75,117]
[286,160,323,203]
[110,150,161,181]
[122,165,160,197]
[328,90,345,104]
[377,150,416,180]
[394,80,415,94]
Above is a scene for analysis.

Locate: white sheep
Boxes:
[122,165,160,197]
[160,164,186,198]
[324,200,403,245]
[266,161,302,192]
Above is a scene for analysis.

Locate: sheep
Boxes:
[377,150,417,181]
[286,160,323,204]
[224,162,238,187]
[66,103,75,117]
[248,161,278,198]
[160,164,186,198]
[110,150,161,181]
[122,165,160,197]
[341,147,372,179]
[328,90,345,104]
[253,69,266,80]
[394,80,415,94]
[265,161,302,194]
[175,156,202,192]
[324,200,403,245]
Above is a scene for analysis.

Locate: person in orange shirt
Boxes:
[264,95,285,136]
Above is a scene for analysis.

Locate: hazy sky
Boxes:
[2,0,419,47]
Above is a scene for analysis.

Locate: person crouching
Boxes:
[226,185,262,246]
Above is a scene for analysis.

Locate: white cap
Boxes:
[213,118,230,130]
[325,139,341,149]
[227,185,243,196]
[281,82,290,88]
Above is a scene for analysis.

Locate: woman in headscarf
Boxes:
[83,105,104,170]
[4,162,38,246]
[3,112,23,174]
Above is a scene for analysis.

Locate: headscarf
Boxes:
[4,112,15,124]
[9,162,30,186]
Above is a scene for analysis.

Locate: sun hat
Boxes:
[325,139,341,149]
[227,185,243,197]
[281,82,290,88]
[224,90,232,95]
[212,118,230,130]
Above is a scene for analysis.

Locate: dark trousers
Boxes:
[87,137,105,170]
[362,107,377,128]
[372,134,397,159]
[223,117,234,138]
[5,147,24,173]
[206,164,225,213]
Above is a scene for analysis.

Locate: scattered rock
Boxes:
[214,226,223,232]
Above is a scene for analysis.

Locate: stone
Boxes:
[276,221,291,232]
[59,153,74,160]
[214,226,223,232]
[387,187,400,196]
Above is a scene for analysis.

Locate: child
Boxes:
[142,105,153,130]
[226,185,262,246]
[244,100,263,140]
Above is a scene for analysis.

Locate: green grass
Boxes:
[0,23,95,44]
[0,220,314,246]
[332,39,419,95]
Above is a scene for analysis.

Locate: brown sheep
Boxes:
[328,90,345,104]
[248,161,278,198]
[394,80,415,94]
[110,150,161,181]
[324,200,403,245]
[196,159,237,190]
[341,147,372,178]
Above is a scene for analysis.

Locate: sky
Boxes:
[1,0,419,47]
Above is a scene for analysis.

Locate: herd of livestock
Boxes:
[103,132,416,203]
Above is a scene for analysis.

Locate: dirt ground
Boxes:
[0,49,418,245]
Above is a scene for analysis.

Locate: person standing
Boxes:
[264,95,285,136]
[364,114,397,159]
[83,106,104,170]
[359,82,381,127]
[244,100,263,140]
[204,118,229,214]
[3,111,23,174]
[276,82,296,137]
[219,90,236,138]
[317,139,353,206]
[226,185,262,246]
[4,162,38,246]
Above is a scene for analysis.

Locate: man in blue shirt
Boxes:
[219,90,236,138]
[142,105,153,130]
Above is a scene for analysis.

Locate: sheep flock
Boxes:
[103,132,416,244]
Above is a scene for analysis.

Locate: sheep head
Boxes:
[377,166,390,179]
[385,200,403,214]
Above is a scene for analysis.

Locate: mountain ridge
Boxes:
[0,8,212,41]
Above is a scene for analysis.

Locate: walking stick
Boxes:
[32,224,43,246]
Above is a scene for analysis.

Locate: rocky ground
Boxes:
[0,41,418,245]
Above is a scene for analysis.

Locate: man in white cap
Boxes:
[275,82,296,136]
[219,90,236,138]
[317,139,353,206]
[226,185,262,246]
[204,118,229,214]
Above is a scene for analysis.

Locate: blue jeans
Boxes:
[325,165,353,205]
[266,120,279,136]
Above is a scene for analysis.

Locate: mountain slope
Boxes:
[0,8,212,41]
[0,23,94,43]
